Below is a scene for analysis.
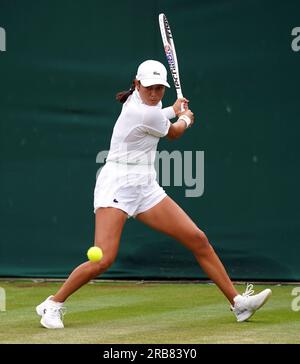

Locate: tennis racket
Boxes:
[159,13,184,104]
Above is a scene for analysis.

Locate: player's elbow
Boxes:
[166,131,177,140]
[166,125,182,140]
[167,132,181,140]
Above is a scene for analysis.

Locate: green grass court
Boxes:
[0,281,299,344]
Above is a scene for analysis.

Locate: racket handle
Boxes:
[177,89,183,99]
[176,90,185,112]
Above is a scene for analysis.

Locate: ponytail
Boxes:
[115,80,136,103]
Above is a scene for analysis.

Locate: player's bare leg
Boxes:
[136,196,239,305]
[53,207,127,303]
[36,207,127,328]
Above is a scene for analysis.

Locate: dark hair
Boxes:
[116,80,136,103]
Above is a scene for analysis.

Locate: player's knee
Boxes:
[191,228,209,245]
[191,229,211,255]
[90,256,116,277]
[100,256,116,271]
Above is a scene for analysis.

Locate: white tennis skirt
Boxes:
[94,161,167,217]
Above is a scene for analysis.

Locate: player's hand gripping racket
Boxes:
[159,13,185,111]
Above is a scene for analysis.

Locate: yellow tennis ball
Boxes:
[87,246,103,262]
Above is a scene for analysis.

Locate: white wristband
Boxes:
[179,114,192,129]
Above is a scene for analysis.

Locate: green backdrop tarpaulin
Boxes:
[0,0,299,280]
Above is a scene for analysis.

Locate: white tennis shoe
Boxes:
[36,295,65,329]
[231,284,272,322]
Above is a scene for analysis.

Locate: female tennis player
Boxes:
[36,60,271,329]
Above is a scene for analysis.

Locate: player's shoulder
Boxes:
[123,96,163,125]
[142,104,164,122]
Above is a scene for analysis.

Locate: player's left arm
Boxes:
[166,98,194,140]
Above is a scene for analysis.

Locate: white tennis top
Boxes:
[106,90,176,167]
